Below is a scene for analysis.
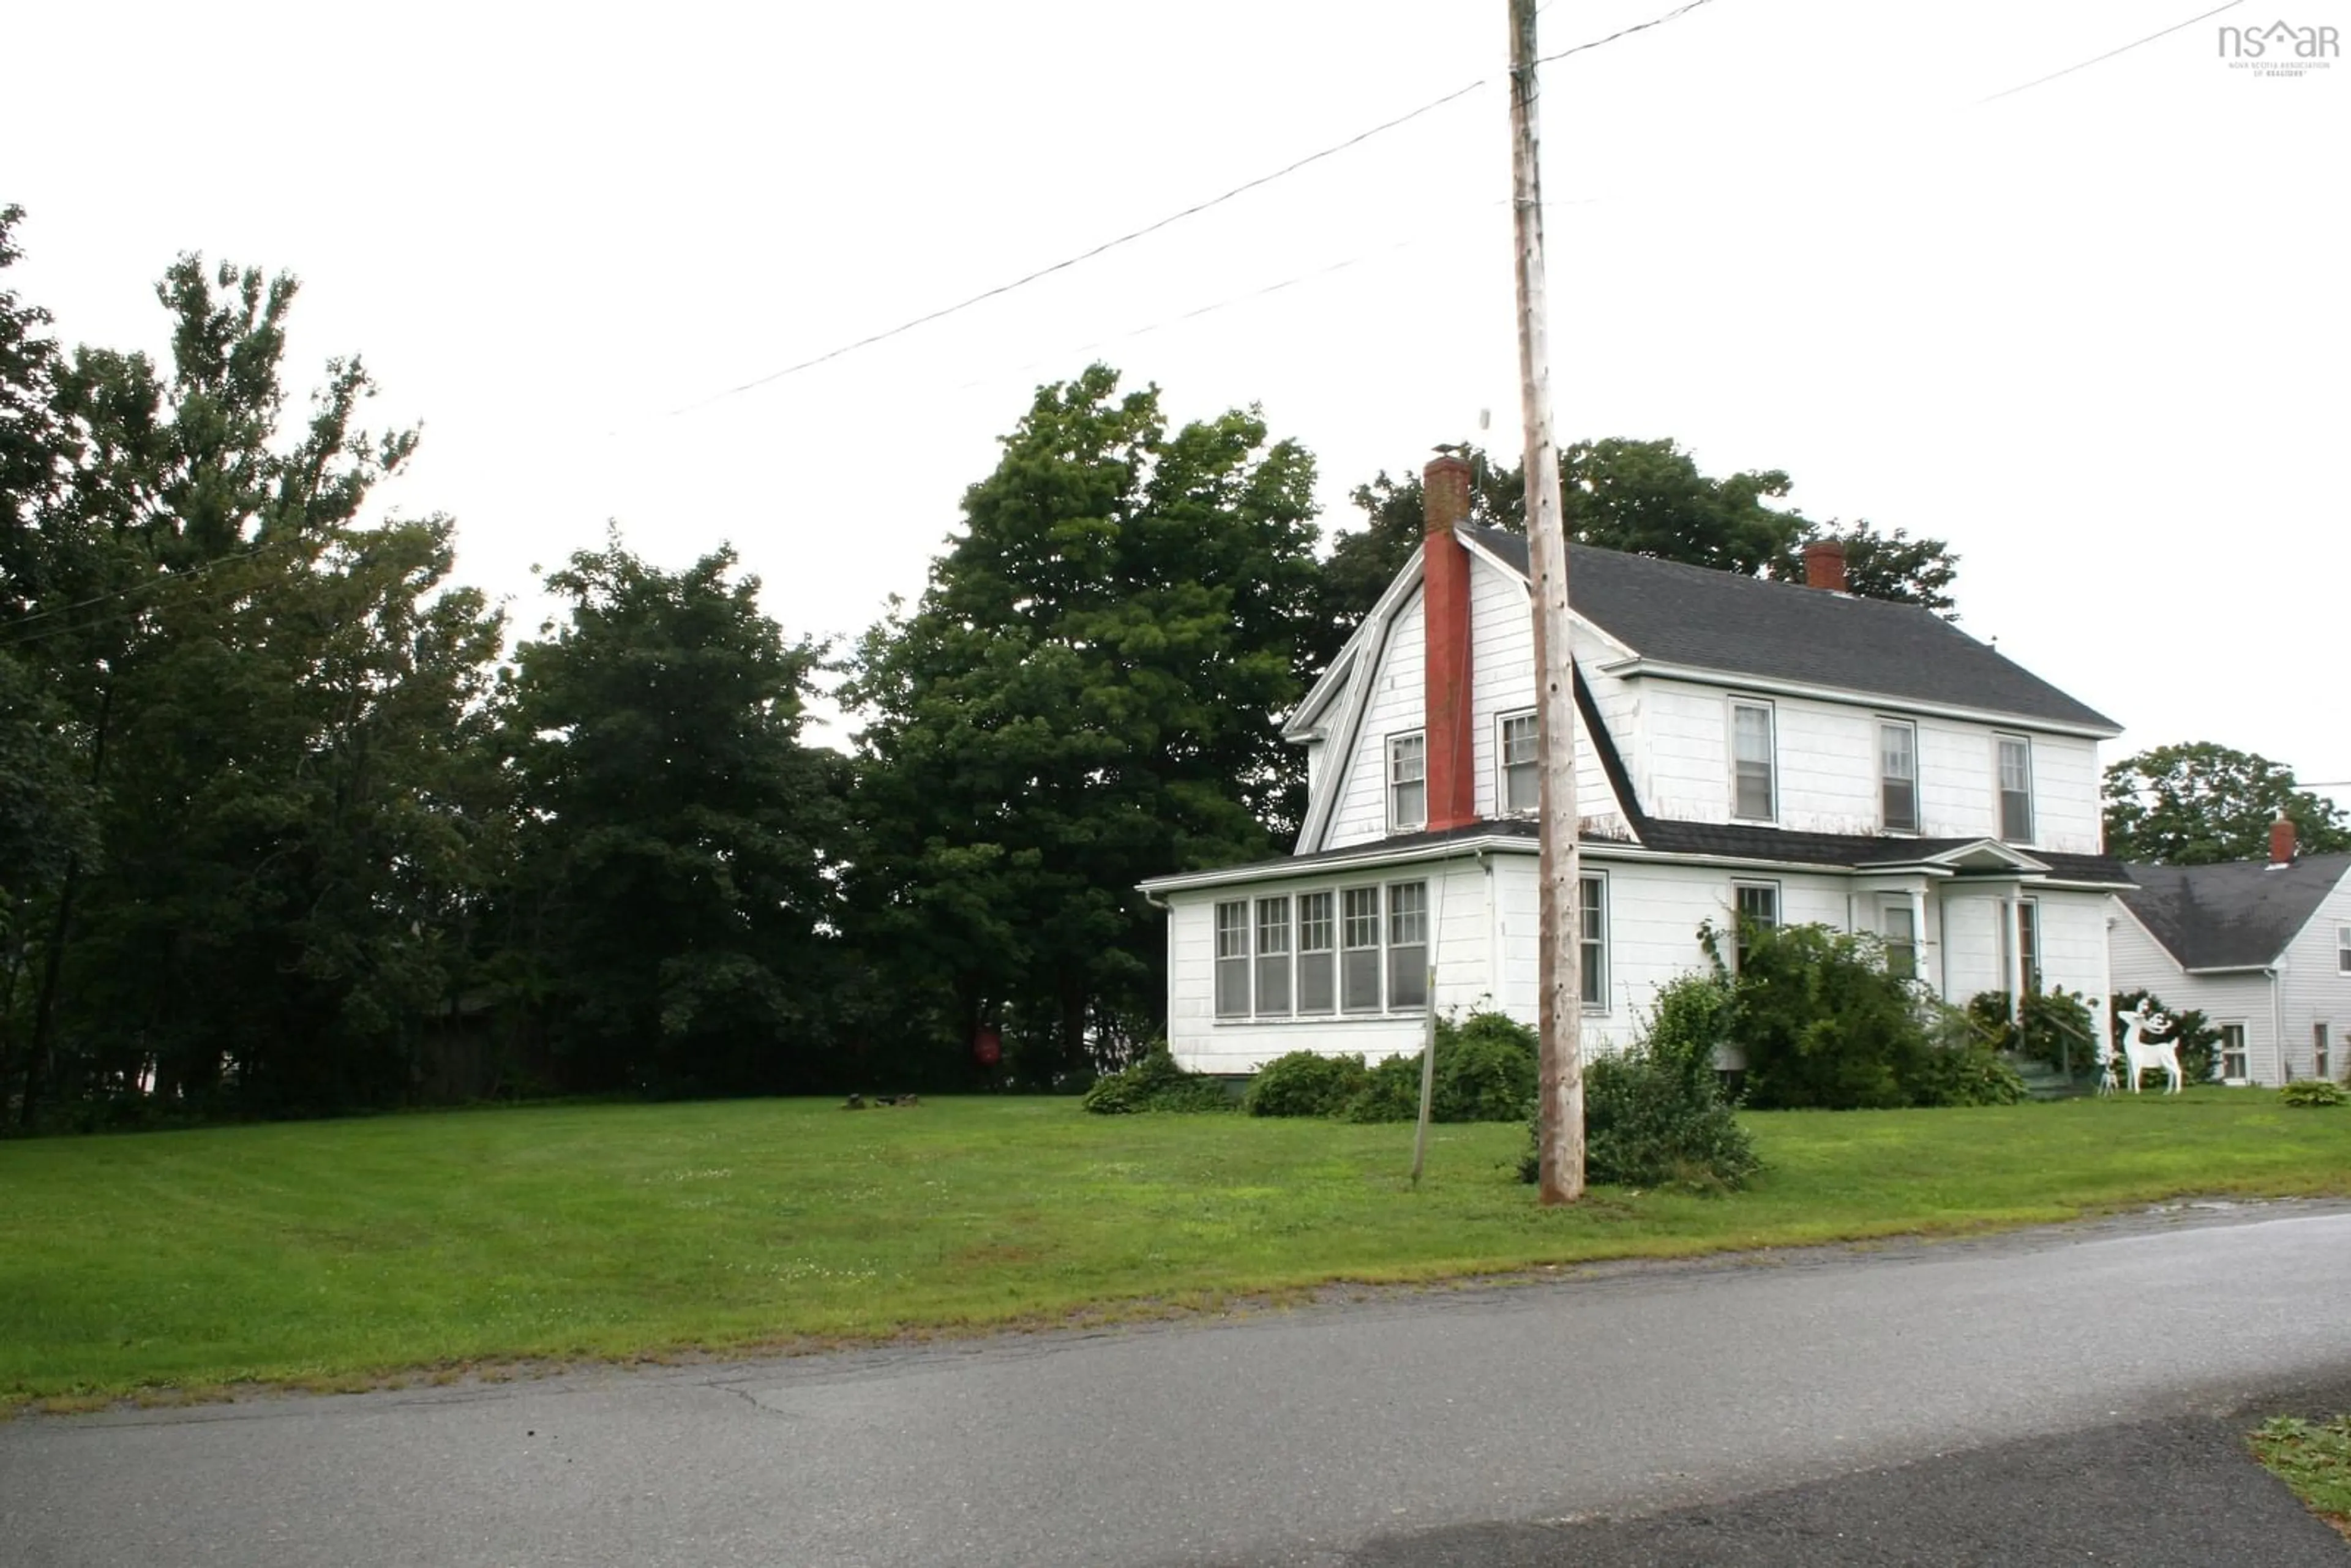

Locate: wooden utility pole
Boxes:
[1509,0,1584,1203]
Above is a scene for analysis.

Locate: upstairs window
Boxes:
[1499,712,1540,814]
[1731,700,1775,820]
[1880,721,1918,833]
[1998,735,2034,843]
[1386,882,1430,1010]
[1214,901,1250,1018]
[1388,732,1427,833]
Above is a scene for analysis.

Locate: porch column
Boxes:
[2004,892,2025,1022]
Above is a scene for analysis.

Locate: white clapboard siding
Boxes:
[1326,590,1427,849]
[2271,871,2351,1082]
[2028,736,2104,855]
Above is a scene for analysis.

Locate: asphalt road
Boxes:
[6,1204,2350,1567]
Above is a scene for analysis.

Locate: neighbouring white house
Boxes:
[1139,453,2134,1076]
[2111,822,2351,1087]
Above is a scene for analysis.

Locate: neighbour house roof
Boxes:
[2118,852,2351,970]
[1464,528,2121,733]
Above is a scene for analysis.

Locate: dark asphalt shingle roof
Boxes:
[1466,528,2119,732]
[2118,852,2351,969]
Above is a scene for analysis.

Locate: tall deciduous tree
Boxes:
[501,538,844,1097]
[1310,438,1959,672]
[847,366,1320,1081]
[2102,743,2351,865]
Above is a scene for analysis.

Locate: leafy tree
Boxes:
[1310,438,1960,672]
[501,537,844,1097]
[847,365,1321,1082]
[2102,742,2351,865]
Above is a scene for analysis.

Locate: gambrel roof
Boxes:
[2118,853,2351,970]
[1464,528,2120,734]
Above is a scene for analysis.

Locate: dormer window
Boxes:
[1731,700,1776,821]
[1880,720,1918,833]
[1388,732,1427,833]
[1499,711,1539,814]
[1997,735,2034,843]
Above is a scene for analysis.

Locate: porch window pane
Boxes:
[1341,887,1382,1012]
[1297,892,1335,1014]
[1580,874,1607,1009]
[1214,901,1250,1018]
[1253,898,1291,1017]
[1387,882,1428,1010]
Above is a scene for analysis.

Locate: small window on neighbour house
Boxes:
[1341,887,1383,1013]
[1580,874,1608,1010]
[1881,899,1918,980]
[1731,702,1776,820]
[1295,893,1335,1015]
[1500,713,1540,814]
[2339,925,2351,975]
[2219,1023,2249,1082]
[1998,735,2034,842]
[1733,882,1779,971]
[1253,898,1291,1018]
[1389,732,1427,833]
[1386,882,1429,1010]
[1214,901,1250,1018]
[1880,721,1918,833]
[2312,1022,2331,1082]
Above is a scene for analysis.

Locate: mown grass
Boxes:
[2252,1416,2351,1540]
[2,1088,2345,1409]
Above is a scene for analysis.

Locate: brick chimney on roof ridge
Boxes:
[1422,453,1477,834]
[1802,538,1847,592]
[2270,815,2297,868]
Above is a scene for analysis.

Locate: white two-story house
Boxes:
[1139,453,2132,1075]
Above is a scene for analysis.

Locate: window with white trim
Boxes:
[2015,898,2042,995]
[1341,887,1382,1013]
[1731,700,1775,821]
[2218,1022,2248,1082]
[2313,1022,2330,1082]
[1296,892,1335,1015]
[1881,898,1918,980]
[1254,898,1292,1017]
[1388,732,1427,833]
[1733,880,1780,971]
[1499,711,1539,815]
[1880,720,1918,833]
[1387,882,1429,1010]
[1997,735,2034,843]
[1580,873,1608,1011]
[2339,925,2351,975]
[1214,901,1250,1018]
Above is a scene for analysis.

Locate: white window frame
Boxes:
[1216,880,1443,1023]
[1498,710,1540,816]
[1580,871,1609,1013]
[1880,895,1919,981]
[1295,891,1336,1016]
[2338,925,2351,975]
[1340,885,1384,1014]
[1878,719,1918,835]
[2217,1022,2249,1084]
[2312,1021,2330,1082]
[1731,879,1781,972]
[1729,699,1777,823]
[2015,897,2042,996]
[1253,896,1292,1018]
[1997,733,2034,844]
[1214,901,1251,1018]
[1385,880,1430,1011]
[1388,731,1427,835]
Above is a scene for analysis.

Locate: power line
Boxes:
[0,538,294,654]
[668,0,1730,418]
[1974,0,2243,105]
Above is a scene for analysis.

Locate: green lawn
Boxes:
[2252,1416,2351,1540]
[3,1090,2347,1410]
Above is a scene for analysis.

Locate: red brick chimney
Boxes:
[2270,815,2297,868]
[1802,538,1847,592]
[1422,453,1476,833]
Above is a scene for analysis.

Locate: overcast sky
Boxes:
[8,0,2346,793]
